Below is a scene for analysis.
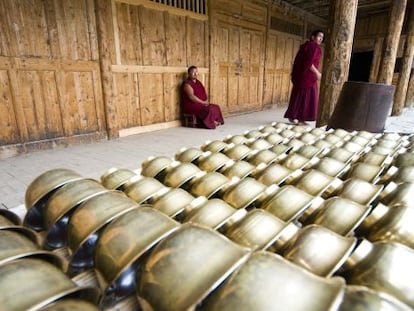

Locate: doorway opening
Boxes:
[348,51,373,82]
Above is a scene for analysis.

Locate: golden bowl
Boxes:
[299,133,318,144]
[223,134,248,145]
[332,128,353,139]
[280,129,299,139]
[349,135,375,147]
[274,121,292,130]
[67,191,139,271]
[163,161,202,189]
[259,125,279,134]
[392,166,414,183]
[303,196,371,236]
[222,177,267,210]
[376,139,405,150]
[246,138,273,151]
[189,171,230,199]
[294,169,343,198]
[174,147,204,163]
[310,127,330,138]
[223,143,253,161]
[395,153,414,167]
[254,163,301,186]
[183,197,246,231]
[361,152,394,167]
[94,206,180,303]
[286,138,306,152]
[122,175,168,205]
[152,187,195,218]
[137,224,251,311]
[247,149,280,166]
[260,185,323,222]
[314,138,337,149]
[297,144,328,159]
[24,168,83,231]
[280,153,319,171]
[337,178,384,206]
[0,258,99,311]
[200,251,346,311]
[100,168,137,190]
[224,209,299,251]
[43,179,109,249]
[325,133,346,145]
[291,124,311,134]
[140,156,173,181]
[343,141,370,155]
[264,133,287,145]
[327,147,359,163]
[314,157,351,178]
[0,208,22,226]
[201,140,228,153]
[244,129,264,139]
[281,224,357,277]
[346,163,385,184]
[339,285,413,311]
[220,160,256,179]
[340,240,414,308]
[380,182,414,207]
[197,151,232,172]
[40,299,99,311]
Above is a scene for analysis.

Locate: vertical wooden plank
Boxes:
[163,72,182,121]
[43,0,61,59]
[0,70,20,144]
[165,12,187,66]
[117,3,139,65]
[113,72,141,128]
[138,73,165,125]
[186,18,206,66]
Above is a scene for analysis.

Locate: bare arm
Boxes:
[183,83,209,105]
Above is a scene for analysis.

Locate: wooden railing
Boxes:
[149,0,207,15]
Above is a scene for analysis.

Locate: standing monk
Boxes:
[284,30,324,125]
[181,66,224,129]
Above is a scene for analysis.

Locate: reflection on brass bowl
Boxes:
[380,182,414,207]
[392,166,414,183]
[0,208,21,226]
[282,225,357,277]
[361,152,394,167]
[43,179,109,249]
[340,240,414,308]
[244,129,264,139]
[140,156,173,181]
[246,138,272,151]
[300,133,318,145]
[343,141,369,155]
[0,258,99,311]
[280,129,299,139]
[339,285,413,311]
[291,124,311,134]
[0,229,63,269]
[349,135,375,147]
[152,187,195,218]
[337,179,383,206]
[197,152,232,172]
[67,191,139,271]
[223,134,248,145]
[281,153,319,171]
[269,144,293,157]
[224,209,298,251]
[200,251,346,311]
[314,157,351,178]
[94,206,180,304]
[247,149,280,166]
[294,169,342,198]
[190,171,230,199]
[297,144,328,159]
[346,163,385,184]
[259,125,279,134]
[327,147,358,164]
[286,138,305,152]
[24,168,83,231]
[325,133,346,146]
[265,133,286,145]
[40,299,99,311]
[164,161,202,189]
[201,140,228,153]
[222,177,267,210]
[376,139,404,150]
[220,160,256,179]
[304,196,371,236]
[137,224,250,311]
[260,185,321,222]
[395,153,414,167]
[254,163,301,186]
[100,168,137,190]
[223,143,253,161]
[123,175,167,204]
[332,128,353,139]
[175,147,203,163]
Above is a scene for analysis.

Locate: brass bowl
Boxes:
[137,224,251,311]
[392,166,414,183]
[220,160,256,179]
[200,251,346,311]
[140,156,173,181]
[291,124,311,134]
[310,127,330,138]
[183,197,246,231]
[152,187,195,218]
[269,143,293,157]
[370,145,402,156]
[346,162,385,184]
[343,141,370,155]
[224,209,299,251]
[286,138,305,151]
[0,208,22,226]
[395,153,414,167]
[197,151,232,172]
[332,128,353,139]
[201,140,228,153]
[324,133,346,145]
[244,129,264,139]
[223,134,248,145]
[357,130,381,140]
[223,143,253,161]
[327,147,359,163]
[67,191,139,271]
[349,135,375,147]
[174,147,203,163]
[123,175,168,204]
[43,179,109,249]
[247,149,280,166]
[264,133,286,145]
[314,138,337,149]
[189,171,230,199]
[222,177,267,210]
[304,196,371,236]
[273,122,292,130]
[260,185,323,222]
[281,224,357,277]
[0,229,63,269]
[337,178,384,206]
[94,206,180,303]
[297,144,328,159]
[40,299,99,311]
[0,258,99,311]
[380,182,414,207]
[299,132,318,144]
[163,161,202,189]
[280,129,299,139]
[280,153,319,171]
[259,125,279,134]
[376,138,405,150]
[100,167,137,190]
[294,169,343,198]
[314,157,351,178]
[24,168,83,231]
[246,138,272,151]
[359,203,414,249]
[361,152,394,167]
[254,163,302,186]
[340,240,414,308]
[339,285,413,311]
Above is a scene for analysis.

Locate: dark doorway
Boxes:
[348,51,373,82]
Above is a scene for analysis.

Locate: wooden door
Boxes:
[213,22,265,115]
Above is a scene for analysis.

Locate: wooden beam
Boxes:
[317,0,358,126]
[406,72,414,107]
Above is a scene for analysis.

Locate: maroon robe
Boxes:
[181,78,224,129]
[284,40,322,122]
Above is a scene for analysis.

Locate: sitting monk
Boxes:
[181,65,224,129]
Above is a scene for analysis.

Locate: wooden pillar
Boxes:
[377,0,407,85]
[317,0,358,126]
[406,72,414,107]
[393,5,414,114]
[369,38,383,83]
[94,0,119,138]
